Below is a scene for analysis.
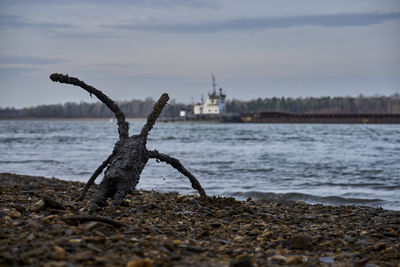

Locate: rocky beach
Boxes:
[1,173,399,266]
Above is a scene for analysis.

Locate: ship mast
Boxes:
[211,74,217,95]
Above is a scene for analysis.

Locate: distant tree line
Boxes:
[226,94,400,114]
[0,98,187,119]
[1,94,399,119]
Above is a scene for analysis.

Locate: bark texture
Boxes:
[50,73,206,211]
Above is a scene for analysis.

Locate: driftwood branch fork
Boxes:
[50,73,206,211]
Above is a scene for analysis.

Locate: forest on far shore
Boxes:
[1,94,399,119]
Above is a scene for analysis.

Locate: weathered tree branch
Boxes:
[79,153,114,200]
[42,195,66,210]
[140,93,169,143]
[49,73,129,139]
[147,150,206,198]
[51,73,207,210]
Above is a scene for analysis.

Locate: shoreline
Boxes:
[1,173,399,266]
[0,117,147,122]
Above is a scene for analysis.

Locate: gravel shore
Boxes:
[1,173,399,266]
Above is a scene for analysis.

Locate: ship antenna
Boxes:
[211,73,217,95]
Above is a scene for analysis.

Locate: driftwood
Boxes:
[61,215,125,227]
[50,73,206,211]
[42,195,66,210]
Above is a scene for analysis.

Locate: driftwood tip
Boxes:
[50,73,63,82]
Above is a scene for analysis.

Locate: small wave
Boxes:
[0,159,61,164]
[230,191,385,207]
[0,137,36,143]
[161,136,177,140]
[228,168,274,173]
[198,161,235,165]
[236,137,260,141]
[302,182,384,188]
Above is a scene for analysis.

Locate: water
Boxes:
[1,120,399,210]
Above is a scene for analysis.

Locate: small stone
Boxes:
[270,255,287,264]
[358,239,372,247]
[43,261,67,267]
[230,258,254,267]
[344,235,355,244]
[126,258,153,267]
[51,246,66,261]
[31,199,45,211]
[319,256,334,264]
[304,215,317,220]
[286,255,303,265]
[81,221,102,230]
[373,242,386,251]
[355,257,371,267]
[234,235,246,242]
[172,240,183,245]
[52,246,64,254]
[210,222,221,228]
[71,251,92,261]
[9,210,21,219]
[176,195,186,202]
[27,233,35,241]
[42,214,58,224]
[290,234,312,250]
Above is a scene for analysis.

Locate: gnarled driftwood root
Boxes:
[50,73,207,212]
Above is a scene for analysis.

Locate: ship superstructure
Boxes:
[193,74,226,115]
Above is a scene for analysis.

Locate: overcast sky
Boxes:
[0,0,399,108]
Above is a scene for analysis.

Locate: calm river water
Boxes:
[0,120,399,210]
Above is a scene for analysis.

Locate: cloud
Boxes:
[0,55,68,65]
[102,12,400,33]
[0,14,74,29]
[0,66,40,76]
[0,0,214,8]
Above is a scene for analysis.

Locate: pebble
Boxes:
[290,233,312,249]
[126,258,153,267]
[373,242,386,251]
[344,235,355,244]
[176,195,186,202]
[8,210,21,219]
[31,199,45,211]
[43,261,67,267]
[51,246,67,261]
[286,255,303,265]
[270,255,287,264]
[358,239,372,247]
[71,251,93,261]
[81,221,102,230]
[319,256,334,264]
[27,233,35,241]
[234,235,246,242]
[41,214,58,224]
[230,258,254,267]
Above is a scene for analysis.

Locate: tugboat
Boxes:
[193,74,226,115]
[165,75,241,122]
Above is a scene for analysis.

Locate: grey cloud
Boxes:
[0,14,74,29]
[102,12,400,33]
[0,0,214,8]
[0,55,67,65]
[0,66,40,76]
